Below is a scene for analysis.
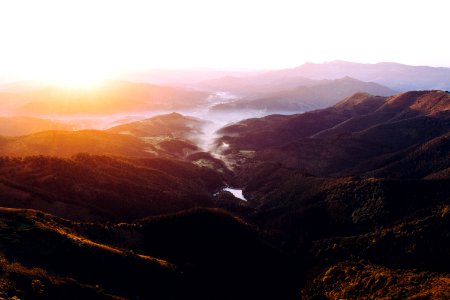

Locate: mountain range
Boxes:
[272,60,450,91]
[0,86,449,298]
[210,76,396,112]
[125,61,450,93]
[214,90,450,176]
[196,61,450,93]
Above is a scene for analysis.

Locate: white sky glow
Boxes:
[0,0,449,84]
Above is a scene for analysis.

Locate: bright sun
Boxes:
[39,69,108,89]
[28,61,115,89]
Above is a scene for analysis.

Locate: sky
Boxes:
[0,0,449,84]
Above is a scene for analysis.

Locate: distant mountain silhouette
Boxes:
[0,207,178,299]
[130,61,450,93]
[211,77,395,112]
[197,74,317,97]
[269,60,450,91]
[0,207,295,299]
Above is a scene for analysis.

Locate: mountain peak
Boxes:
[334,92,387,113]
[327,60,353,65]
[142,112,188,123]
[336,75,358,82]
[377,90,450,116]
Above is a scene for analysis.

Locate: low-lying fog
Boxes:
[1,90,298,144]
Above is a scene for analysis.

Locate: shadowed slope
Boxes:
[0,155,224,221]
[215,91,450,176]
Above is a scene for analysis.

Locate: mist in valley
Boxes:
[1,62,450,300]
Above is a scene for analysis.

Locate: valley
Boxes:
[0,63,449,299]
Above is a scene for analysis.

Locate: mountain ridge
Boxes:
[210,76,396,112]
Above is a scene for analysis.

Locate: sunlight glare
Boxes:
[37,67,110,89]
[0,0,449,82]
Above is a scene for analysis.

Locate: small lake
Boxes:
[223,188,247,201]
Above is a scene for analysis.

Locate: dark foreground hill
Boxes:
[0,207,296,300]
[0,207,178,299]
[1,187,448,299]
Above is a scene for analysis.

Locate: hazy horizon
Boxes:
[2,59,450,87]
[1,0,449,86]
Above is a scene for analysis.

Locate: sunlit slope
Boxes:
[108,112,206,139]
[0,116,72,136]
[0,130,157,157]
[0,113,213,159]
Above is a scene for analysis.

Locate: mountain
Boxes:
[212,90,450,244]
[0,112,217,159]
[197,61,450,108]
[208,90,450,298]
[2,80,209,116]
[214,90,450,176]
[0,207,178,299]
[0,113,233,186]
[270,60,450,91]
[108,112,205,137]
[197,74,317,97]
[108,113,206,158]
[134,208,295,299]
[211,77,396,112]
[1,80,450,298]
[366,132,450,179]
[0,207,296,300]
[121,62,450,92]
[301,261,450,299]
[301,202,450,299]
